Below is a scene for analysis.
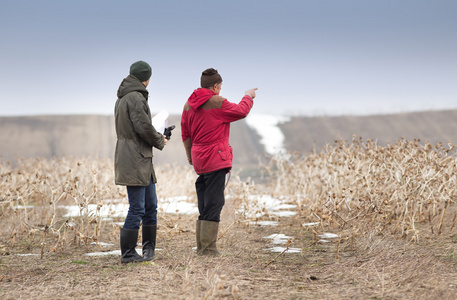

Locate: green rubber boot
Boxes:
[198,220,221,256]
[196,220,202,252]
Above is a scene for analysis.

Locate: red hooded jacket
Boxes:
[181,88,254,174]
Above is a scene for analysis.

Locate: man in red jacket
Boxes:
[181,68,257,255]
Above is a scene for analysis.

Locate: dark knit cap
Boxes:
[200,68,222,88]
[130,61,152,82]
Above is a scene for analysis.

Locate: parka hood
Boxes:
[117,75,149,99]
[187,88,217,110]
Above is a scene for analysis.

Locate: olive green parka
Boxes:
[114,75,164,186]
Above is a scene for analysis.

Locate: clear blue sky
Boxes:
[0,0,456,116]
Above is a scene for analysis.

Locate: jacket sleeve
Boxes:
[220,95,254,123]
[128,94,164,150]
[181,109,190,141]
[181,110,193,163]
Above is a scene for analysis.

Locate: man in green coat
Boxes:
[114,61,167,263]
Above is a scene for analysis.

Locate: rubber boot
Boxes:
[120,228,145,263]
[142,225,157,261]
[199,220,221,256]
[196,220,201,252]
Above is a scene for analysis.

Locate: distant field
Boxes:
[0,114,264,171]
[280,109,457,153]
[2,109,457,171]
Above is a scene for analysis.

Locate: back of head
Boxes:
[200,68,222,88]
[130,61,152,82]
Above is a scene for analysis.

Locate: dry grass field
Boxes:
[2,137,457,299]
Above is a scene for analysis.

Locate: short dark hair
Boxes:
[200,68,222,88]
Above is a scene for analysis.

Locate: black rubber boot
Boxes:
[196,220,201,252]
[142,225,157,261]
[120,228,145,263]
[199,220,221,256]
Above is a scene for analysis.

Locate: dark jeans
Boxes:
[195,168,228,222]
[123,177,158,230]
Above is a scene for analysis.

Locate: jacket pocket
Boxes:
[217,144,227,160]
[140,140,153,158]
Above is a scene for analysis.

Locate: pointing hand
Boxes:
[245,88,258,99]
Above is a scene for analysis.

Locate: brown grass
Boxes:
[2,138,457,299]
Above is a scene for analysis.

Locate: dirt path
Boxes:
[2,214,457,299]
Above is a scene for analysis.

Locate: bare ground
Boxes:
[2,209,457,300]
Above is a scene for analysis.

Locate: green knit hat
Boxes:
[130,61,152,82]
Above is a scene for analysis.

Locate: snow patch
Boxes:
[90,242,114,247]
[318,233,339,243]
[84,248,162,257]
[245,114,290,156]
[61,196,198,218]
[238,195,297,218]
[302,222,320,227]
[263,233,293,245]
[265,247,301,253]
[319,233,338,239]
[249,221,279,226]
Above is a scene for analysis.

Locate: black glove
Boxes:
[164,125,175,140]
